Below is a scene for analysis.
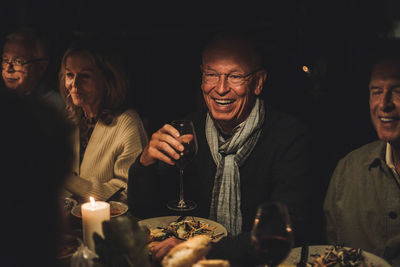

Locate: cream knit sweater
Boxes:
[64,109,148,202]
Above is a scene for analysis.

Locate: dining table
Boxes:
[57,195,395,267]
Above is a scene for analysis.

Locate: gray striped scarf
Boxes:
[206,98,265,235]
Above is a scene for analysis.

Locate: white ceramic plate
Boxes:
[280,245,391,267]
[71,201,128,219]
[137,216,228,242]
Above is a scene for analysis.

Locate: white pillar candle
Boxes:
[81,197,110,251]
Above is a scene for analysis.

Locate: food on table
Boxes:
[161,235,212,267]
[110,206,123,217]
[148,240,161,250]
[311,246,375,267]
[147,218,219,242]
[150,227,168,240]
[192,259,231,267]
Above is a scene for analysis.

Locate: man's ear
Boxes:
[254,70,267,95]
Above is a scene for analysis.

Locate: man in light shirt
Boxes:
[324,57,400,265]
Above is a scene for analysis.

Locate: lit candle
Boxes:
[81,196,110,251]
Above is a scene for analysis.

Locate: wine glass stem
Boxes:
[178,168,186,208]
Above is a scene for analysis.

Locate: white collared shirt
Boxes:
[386,142,400,182]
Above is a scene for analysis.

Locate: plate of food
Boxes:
[280,245,391,267]
[71,201,128,219]
[138,216,228,243]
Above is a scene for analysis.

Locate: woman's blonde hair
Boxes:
[59,38,129,126]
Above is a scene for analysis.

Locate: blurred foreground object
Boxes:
[93,214,150,267]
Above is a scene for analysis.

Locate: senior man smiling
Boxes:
[324,57,400,266]
[128,31,313,266]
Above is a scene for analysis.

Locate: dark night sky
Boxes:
[2,0,400,192]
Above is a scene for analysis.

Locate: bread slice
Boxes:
[162,235,212,267]
[192,259,231,267]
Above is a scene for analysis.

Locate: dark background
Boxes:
[2,0,400,242]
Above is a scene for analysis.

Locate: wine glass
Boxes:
[251,201,294,267]
[167,120,198,211]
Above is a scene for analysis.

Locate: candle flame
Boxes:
[90,196,96,208]
[302,65,310,74]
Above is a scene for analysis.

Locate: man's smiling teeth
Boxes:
[214,99,234,105]
[380,117,397,122]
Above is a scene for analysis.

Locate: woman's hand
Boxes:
[139,124,184,166]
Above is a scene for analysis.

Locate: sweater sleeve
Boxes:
[109,110,149,198]
[66,110,149,202]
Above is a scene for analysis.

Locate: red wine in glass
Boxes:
[251,202,294,267]
[175,141,196,170]
[167,120,198,212]
[252,234,292,266]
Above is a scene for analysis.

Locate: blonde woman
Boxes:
[59,38,148,203]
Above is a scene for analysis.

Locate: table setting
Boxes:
[58,195,392,267]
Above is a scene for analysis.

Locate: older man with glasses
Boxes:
[128,32,313,266]
[1,27,64,109]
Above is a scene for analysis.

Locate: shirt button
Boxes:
[389,211,398,219]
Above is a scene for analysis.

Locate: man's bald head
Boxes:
[202,33,263,71]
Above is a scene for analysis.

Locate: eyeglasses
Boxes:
[1,57,48,71]
[202,68,262,86]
